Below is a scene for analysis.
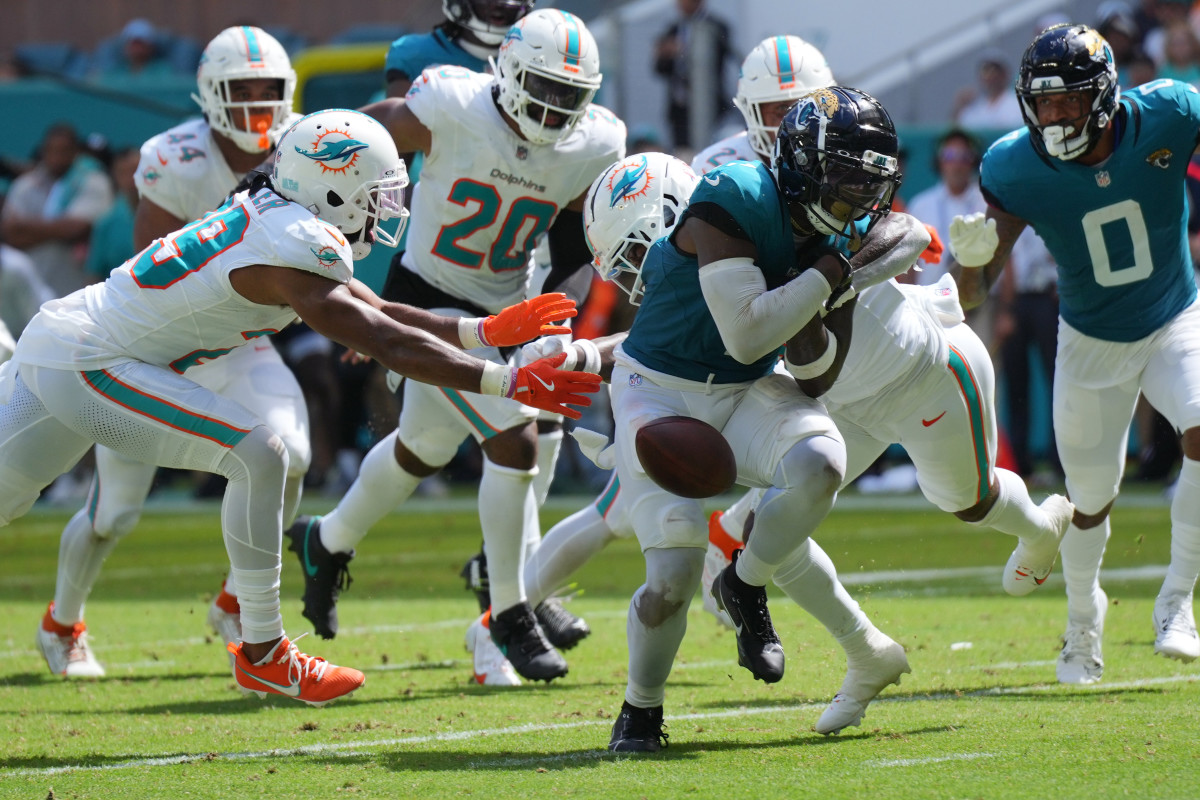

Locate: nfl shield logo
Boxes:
[1096,171,1111,187]
[516,145,529,160]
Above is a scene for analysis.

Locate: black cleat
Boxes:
[710,550,785,683]
[285,516,353,640]
[535,597,591,650]
[608,701,669,752]
[459,549,490,614]
[490,602,568,682]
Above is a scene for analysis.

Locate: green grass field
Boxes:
[1,489,1197,799]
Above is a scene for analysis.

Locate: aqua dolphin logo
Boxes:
[295,129,369,174]
[609,156,651,207]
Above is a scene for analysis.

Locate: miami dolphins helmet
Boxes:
[774,86,901,238]
[443,0,536,47]
[734,36,834,161]
[583,152,698,305]
[1017,24,1118,161]
[193,26,296,154]
[494,9,602,145]
[273,110,409,260]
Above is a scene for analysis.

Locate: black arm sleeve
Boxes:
[544,209,594,306]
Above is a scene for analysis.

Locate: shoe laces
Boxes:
[65,626,94,665]
[329,558,353,596]
[620,706,669,748]
[731,584,779,644]
[1061,624,1100,660]
[277,633,329,683]
[536,598,577,631]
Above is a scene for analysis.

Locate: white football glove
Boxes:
[570,427,615,470]
[520,335,602,374]
[948,212,999,268]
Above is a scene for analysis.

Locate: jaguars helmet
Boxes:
[193,26,296,154]
[583,152,698,306]
[734,36,834,161]
[273,109,409,260]
[1017,23,1118,161]
[443,0,536,47]
[773,86,901,239]
[493,9,602,145]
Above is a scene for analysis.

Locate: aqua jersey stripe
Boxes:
[945,345,990,502]
[439,388,503,439]
[82,369,251,449]
[775,36,795,86]
[561,11,581,67]
[594,473,620,518]
[241,26,263,64]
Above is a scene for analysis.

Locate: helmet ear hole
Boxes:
[326,190,344,207]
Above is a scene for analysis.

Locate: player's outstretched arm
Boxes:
[787,297,855,398]
[359,97,432,155]
[951,207,1025,310]
[233,267,599,418]
[345,279,577,348]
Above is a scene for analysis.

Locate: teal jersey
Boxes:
[385,29,488,82]
[982,79,1200,342]
[623,160,851,383]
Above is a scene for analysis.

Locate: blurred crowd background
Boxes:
[1,0,1195,504]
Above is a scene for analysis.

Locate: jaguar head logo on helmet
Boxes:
[773,86,901,241]
[273,110,410,260]
[1016,23,1118,161]
[193,26,297,154]
[583,152,698,305]
[493,9,602,145]
[734,35,834,161]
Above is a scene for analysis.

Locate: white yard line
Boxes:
[4,674,1197,778]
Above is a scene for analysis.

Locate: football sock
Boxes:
[320,431,423,555]
[971,468,1054,541]
[524,503,615,606]
[1060,518,1111,625]
[533,428,563,507]
[53,509,119,625]
[479,457,537,613]
[772,538,869,641]
[738,434,843,586]
[1164,457,1200,597]
[625,547,704,708]
[229,566,283,644]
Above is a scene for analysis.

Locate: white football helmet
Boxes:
[273,110,409,260]
[583,152,698,305]
[443,0,536,47]
[493,9,602,145]
[193,26,296,154]
[734,36,834,161]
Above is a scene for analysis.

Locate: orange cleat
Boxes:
[227,635,364,707]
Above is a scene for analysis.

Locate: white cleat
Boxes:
[702,511,736,630]
[465,613,521,687]
[816,630,910,735]
[1057,595,1105,685]
[1153,592,1200,662]
[37,606,105,678]
[1003,494,1073,596]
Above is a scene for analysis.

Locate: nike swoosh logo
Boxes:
[530,372,555,392]
[324,225,346,246]
[302,518,319,577]
[922,411,947,427]
[236,664,301,696]
[157,151,168,166]
[704,174,721,186]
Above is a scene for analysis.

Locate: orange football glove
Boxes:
[922,224,945,265]
[481,292,578,347]
[511,353,602,420]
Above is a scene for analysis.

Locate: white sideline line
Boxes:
[5,673,1197,779]
[868,753,997,768]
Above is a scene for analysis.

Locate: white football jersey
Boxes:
[691,131,759,175]
[14,187,352,374]
[821,280,948,417]
[401,66,625,313]
[135,114,304,224]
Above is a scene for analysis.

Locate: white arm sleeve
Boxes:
[698,256,833,364]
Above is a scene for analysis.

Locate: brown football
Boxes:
[634,416,737,499]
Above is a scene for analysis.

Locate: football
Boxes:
[634,416,737,499]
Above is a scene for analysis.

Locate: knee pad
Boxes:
[397,418,462,469]
[282,434,311,478]
[774,436,844,501]
[638,547,705,627]
[219,425,288,487]
[92,505,142,540]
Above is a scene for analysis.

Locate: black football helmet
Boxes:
[1017,23,1118,161]
[443,0,536,46]
[773,86,901,239]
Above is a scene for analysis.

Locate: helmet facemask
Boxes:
[777,138,898,239]
[208,79,292,153]
[496,57,598,144]
[444,0,537,46]
[193,27,296,154]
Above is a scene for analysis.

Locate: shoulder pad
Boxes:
[272,210,355,284]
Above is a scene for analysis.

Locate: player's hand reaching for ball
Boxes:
[949,213,999,267]
[510,353,602,420]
